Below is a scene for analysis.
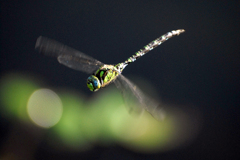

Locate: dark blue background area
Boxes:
[1,0,240,159]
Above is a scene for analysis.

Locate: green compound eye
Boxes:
[87,75,101,92]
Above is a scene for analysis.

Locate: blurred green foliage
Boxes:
[0,72,192,153]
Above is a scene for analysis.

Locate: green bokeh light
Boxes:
[0,73,39,121]
[51,91,90,149]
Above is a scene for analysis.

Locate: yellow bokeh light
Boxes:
[27,88,63,128]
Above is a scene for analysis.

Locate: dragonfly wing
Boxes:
[114,74,165,120]
[57,55,102,73]
[35,36,104,74]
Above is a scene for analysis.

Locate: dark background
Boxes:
[1,0,239,159]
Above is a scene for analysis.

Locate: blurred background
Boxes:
[1,0,239,160]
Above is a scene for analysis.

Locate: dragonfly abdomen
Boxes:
[123,29,185,66]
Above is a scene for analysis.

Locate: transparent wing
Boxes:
[35,36,104,74]
[114,74,165,120]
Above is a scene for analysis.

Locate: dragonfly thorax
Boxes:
[87,65,120,92]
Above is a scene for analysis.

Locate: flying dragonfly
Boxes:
[35,29,185,120]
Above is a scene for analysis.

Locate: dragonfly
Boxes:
[35,29,185,120]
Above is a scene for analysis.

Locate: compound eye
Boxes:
[93,80,99,88]
[86,75,101,92]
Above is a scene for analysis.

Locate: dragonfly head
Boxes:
[87,75,101,92]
